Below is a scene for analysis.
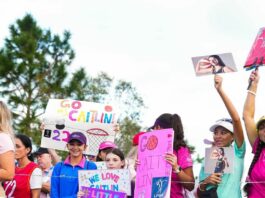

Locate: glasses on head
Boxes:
[217,118,233,124]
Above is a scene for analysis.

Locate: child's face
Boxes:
[105,153,124,169]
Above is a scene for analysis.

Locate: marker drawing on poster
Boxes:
[78,169,131,196]
[134,128,174,198]
[80,186,126,198]
[41,99,118,155]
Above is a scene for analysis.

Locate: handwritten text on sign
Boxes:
[79,169,131,195]
[134,129,174,198]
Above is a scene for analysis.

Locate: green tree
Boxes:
[0,14,145,152]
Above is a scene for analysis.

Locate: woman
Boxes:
[197,75,245,198]
[243,69,265,197]
[51,132,97,197]
[96,140,117,161]
[0,101,15,182]
[209,55,235,74]
[3,134,42,198]
[151,113,195,197]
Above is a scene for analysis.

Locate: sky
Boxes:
[1,0,265,179]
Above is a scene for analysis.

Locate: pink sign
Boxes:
[80,187,126,198]
[134,129,174,198]
[244,27,265,68]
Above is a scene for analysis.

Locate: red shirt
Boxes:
[3,162,38,198]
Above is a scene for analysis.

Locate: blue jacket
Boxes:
[51,158,97,198]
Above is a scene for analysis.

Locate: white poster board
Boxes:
[78,169,131,196]
[41,99,118,155]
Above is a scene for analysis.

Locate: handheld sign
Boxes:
[204,147,234,174]
[78,169,131,196]
[244,27,265,69]
[134,129,174,198]
[192,53,237,76]
[80,187,126,198]
[41,99,118,155]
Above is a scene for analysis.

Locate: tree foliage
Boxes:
[0,14,145,154]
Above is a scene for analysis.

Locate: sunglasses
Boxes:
[217,118,233,124]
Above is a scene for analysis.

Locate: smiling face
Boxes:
[67,140,86,158]
[105,153,125,169]
[213,126,234,147]
[15,138,30,160]
[209,57,219,66]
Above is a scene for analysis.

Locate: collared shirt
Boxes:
[51,156,97,198]
[64,156,86,168]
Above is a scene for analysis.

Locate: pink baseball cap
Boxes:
[99,141,117,150]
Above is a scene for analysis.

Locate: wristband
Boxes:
[248,90,256,96]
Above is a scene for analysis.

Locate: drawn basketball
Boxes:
[147,135,158,150]
[86,128,109,136]
[104,105,113,112]
[86,128,110,155]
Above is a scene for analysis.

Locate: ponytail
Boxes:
[243,139,265,196]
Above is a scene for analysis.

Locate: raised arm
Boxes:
[243,70,259,147]
[214,75,244,147]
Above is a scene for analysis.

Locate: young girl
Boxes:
[197,75,245,198]
[3,134,42,198]
[51,132,97,197]
[96,141,117,161]
[243,70,265,197]
[151,113,195,197]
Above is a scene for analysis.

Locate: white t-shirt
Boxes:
[0,132,14,154]
[30,168,42,189]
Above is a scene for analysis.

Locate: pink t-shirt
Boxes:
[0,132,14,154]
[248,138,265,198]
[171,146,193,198]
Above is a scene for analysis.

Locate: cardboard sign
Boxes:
[191,53,237,76]
[79,169,131,196]
[80,186,126,198]
[134,129,174,198]
[204,147,234,174]
[244,27,265,68]
[41,99,118,155]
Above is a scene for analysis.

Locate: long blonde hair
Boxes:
[0,101,14,135]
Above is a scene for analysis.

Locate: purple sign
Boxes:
[80,186,126,198]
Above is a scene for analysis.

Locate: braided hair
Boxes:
[243,139,265,196]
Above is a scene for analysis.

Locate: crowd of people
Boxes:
[0,70,264,198]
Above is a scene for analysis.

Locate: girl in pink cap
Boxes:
[243,69,265,197]
[96,141,117,161]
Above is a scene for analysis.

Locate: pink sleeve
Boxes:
[175,146,193,169]
[0,133,14,154]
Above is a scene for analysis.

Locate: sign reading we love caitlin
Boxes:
[134,129,174,198]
